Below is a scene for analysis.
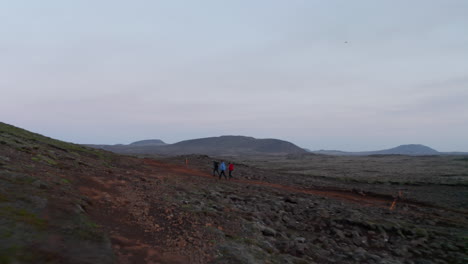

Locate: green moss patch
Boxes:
[0,193,8,203]
[31,154,58,166]
[0,245,60,264]
[69,214,104,242]
[60,178,71,185]
[0,206,47,230]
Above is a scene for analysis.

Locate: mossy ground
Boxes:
[0,122,116,263]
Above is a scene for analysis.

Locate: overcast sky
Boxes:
[1,0,467,151]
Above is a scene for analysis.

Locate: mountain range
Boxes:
[310,144,468,156]
[88,137,468,156]
[86,136,307,156]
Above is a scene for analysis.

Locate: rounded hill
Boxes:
[157,136,307,156]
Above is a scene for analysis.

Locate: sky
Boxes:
[1,0,467,151]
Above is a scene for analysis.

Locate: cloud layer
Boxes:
[1,1,467,151]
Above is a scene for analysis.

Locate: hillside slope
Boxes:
[0,123,230,263]
[0,122,118,263]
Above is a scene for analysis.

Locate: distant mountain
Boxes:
[311,149,353,156]
[87,136,306,156]
[129,139,166,146]
[86,139,167,153]
[371,144,439,155]
[443,151,468,155]
[310,144,461,156]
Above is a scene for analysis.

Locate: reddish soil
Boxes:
[143,159,428,210]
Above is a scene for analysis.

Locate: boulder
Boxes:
[262,227,277,237]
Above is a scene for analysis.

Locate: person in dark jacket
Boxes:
[213,161,219,176]
[228,162,234,179]
[219,161,227,179]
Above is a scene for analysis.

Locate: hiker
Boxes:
[212,160,219,176]
[228,162,234,179]
[219,161,227,179]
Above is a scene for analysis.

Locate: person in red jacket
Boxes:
[228,162,234,179]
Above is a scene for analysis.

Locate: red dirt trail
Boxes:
[143,159,395,209]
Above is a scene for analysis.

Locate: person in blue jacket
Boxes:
[219,161,227,179]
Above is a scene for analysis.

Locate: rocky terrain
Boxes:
[226,154,468,209]
[87,136,307,156]
[1,122,467,263]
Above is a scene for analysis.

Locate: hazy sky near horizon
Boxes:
[1,0,467,151]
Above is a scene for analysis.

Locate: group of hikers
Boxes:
[212,160,234,180]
